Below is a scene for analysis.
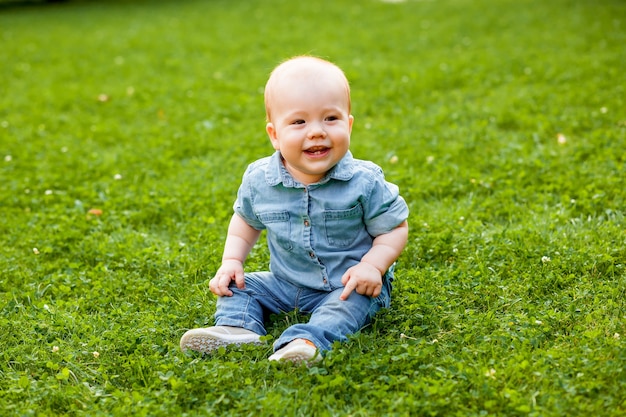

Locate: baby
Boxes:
[180,56,409,363]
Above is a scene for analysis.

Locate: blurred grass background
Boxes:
[1,0,625,415]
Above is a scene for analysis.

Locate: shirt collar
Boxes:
[266,151,355,187]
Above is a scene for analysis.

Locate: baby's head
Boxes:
[264,56,351,123]
[263,56,354,185]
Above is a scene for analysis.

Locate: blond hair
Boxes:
[264,56,351,122]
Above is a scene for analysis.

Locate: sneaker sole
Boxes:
[269,351,317,363]
[180,330,262,353]
[268,346,320,363]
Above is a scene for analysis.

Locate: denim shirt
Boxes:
[234,151,409,291]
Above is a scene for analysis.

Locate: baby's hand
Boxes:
[339,262,382,300]
[209,259,246,297]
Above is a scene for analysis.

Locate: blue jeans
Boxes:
[214,271,393,353]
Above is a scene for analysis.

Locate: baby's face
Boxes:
[266,68,353,185]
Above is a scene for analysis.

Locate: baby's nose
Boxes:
[307,122,326,138]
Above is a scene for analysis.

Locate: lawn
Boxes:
[1,0,625,415]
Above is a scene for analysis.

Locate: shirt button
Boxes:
[309,252,315,258]
[323,279,327,284]
[304,220,310,227]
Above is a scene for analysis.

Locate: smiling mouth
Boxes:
[304,146,329,155]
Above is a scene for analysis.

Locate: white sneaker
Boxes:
[268,339,321,363]
[180,326,262,353]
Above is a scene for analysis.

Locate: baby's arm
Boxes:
[340,220,409,300]
[209,213,262,297]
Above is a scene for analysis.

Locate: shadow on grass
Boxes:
[0,0,197,11]
[0,0,67,9]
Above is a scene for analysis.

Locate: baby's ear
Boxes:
[348,115,354,133]
[266,122,280,150]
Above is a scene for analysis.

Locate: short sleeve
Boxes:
[363,169,409,237]
[233,166,266,231]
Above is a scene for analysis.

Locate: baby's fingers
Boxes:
[219,274,236,296]
[361,282,382,298]
[209,275,234,297]
[340,277,358,301]
[234,269,246,290]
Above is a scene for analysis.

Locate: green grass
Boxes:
[1,0,625,415]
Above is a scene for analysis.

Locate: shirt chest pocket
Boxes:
[257,211,293,251]
[323,203,364,248]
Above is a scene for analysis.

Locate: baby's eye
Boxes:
[291,119,305,125]
[325,115,338,121]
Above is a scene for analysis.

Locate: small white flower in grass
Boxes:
[4,155,11,162]
[52,346,60,353]
[541,256,551,263]
[614,333,621,340]
[485,368,496,379]
[93,351,100,359]
[389,155,399,164]
[600,107,608,114]
[426,155,435,164]
[535,320,543,325]
[45,190,53,195]
[33,247,40,255]
[114,174,122,180]
[557,133,567,145]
